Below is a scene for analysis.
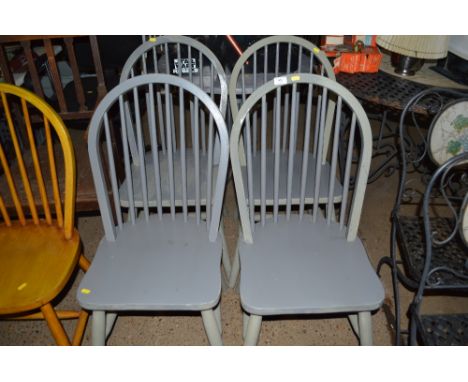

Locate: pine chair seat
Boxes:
[78,215,222,311]
[0,222,81,315]
[239,215,384,316]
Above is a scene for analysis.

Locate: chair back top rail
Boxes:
[88,74,229,243]
[228,35,335,119]
[120,35,228,118]
[230,73,372,244]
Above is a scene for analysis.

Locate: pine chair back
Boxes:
[0,83,75,238]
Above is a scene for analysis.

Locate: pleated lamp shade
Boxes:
[377,35,449,59]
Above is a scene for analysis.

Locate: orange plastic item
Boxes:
[333,46,382,74]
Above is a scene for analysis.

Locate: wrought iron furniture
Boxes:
[336,71,468,183]
[410,152,468,345]
[376,87,468,345]
[230,73,384,345]
[77,74,229,345]
[0,83,90,345]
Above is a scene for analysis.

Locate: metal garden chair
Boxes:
[410,152,468,345]
[376,88,468,345]
[118,35,231,277]
[77,74,229,345]
[0,83,90,345]
[230,73,384,345]
[227,36,338,287]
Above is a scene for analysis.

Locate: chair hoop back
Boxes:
[230,73,372,243]
[120,35,228,118]
[0,83,75,239]
[88,74,229,243]
[229,35,335,119]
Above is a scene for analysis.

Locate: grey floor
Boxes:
[1,151,467,346]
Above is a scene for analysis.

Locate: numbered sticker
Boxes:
[274,76,287,86]
[173,58,199,75]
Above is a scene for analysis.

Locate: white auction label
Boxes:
[273,76,287,85]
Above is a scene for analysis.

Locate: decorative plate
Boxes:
[428,99,468,166]
[461,196,468,247]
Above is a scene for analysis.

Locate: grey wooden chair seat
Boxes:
[78,215,222,311]
[119,149,218,208]
[239,215,384,316]
[242,151,343,206]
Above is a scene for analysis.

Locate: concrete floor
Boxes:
[1,138,467,346]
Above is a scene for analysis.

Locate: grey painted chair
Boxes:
[118,35,231,277]
[230,73,384,345]
[227,36,338,287]
[77,74,229,345]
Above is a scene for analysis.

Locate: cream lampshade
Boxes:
[377,35,449,75]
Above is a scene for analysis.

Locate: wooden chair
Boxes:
[118,35,231,277]
[0,83,90,345]
[230,74,384,345]
[227,36,338,287]
[77,74,229,345]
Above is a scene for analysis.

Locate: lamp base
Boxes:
[391,53,424,76]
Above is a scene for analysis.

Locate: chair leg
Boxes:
[41,303,71,346]
[243,311,249,339]
[71,310,89,345]
[201,309,223,345]
[358,311,373,346]
[106,313,118,339]
[244,314,262,346]
[228,247,240,289]
[214,304,222,334]
[79,254,91,272]
[348,314,360,337]
[92,310,106,346]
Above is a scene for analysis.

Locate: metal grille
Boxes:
[417,314,468,345]
[337,71,454,115]
[396,216,468,286]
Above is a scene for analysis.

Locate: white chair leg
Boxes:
[228,247,240,288]
[214,303,222,334]
[105,312,118,339]
[358,311,373,346]
[243,311,249,339]
[201,309,223,346]
[348,314,359,337]
[92,310,106,346]
[244,314,262,346]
